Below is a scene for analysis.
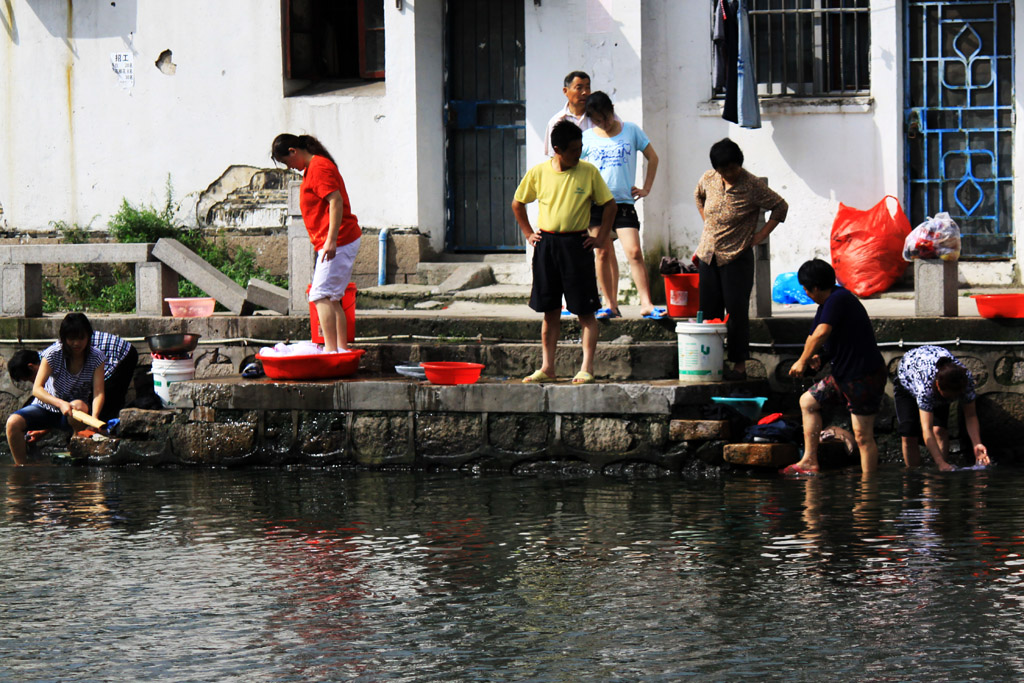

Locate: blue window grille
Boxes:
[905,0,1014,259]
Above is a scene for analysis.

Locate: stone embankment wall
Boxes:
[1,315,1023,471]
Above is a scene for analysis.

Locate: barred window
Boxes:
[715,0,871,98]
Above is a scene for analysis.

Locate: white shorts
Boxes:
[308,237,360,302]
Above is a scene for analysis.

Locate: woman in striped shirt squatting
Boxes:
[5,313,105,465]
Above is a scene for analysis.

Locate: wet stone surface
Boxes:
[351,413,413,466]
[487,414,550,453]
[297,411,347,457]
[561,416,638,454]
[416,413,483,458]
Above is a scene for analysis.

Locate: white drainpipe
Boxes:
[378,228,391,286]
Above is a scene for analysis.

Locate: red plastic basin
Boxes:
[972,294,1024,319]
[257,349,366,380]
[420,361,485,385]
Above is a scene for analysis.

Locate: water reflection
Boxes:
[3,466,1024,680]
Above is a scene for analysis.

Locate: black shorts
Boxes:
[893,379,950,437]
[808,364,888,416]
[529,231,601,315]
[589,203,640,236]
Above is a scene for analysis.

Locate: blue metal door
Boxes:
[444,0,526,252]
[905,0,1014,258]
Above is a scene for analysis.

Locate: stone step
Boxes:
[724,443,799,468]
[669,419,731,442]
[453,284,531,305]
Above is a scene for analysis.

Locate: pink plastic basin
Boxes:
[166,297,216,318]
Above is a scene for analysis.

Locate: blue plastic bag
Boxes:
[772,272,814,305]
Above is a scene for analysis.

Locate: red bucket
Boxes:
[307,283,357,344]
[664,273,699,318]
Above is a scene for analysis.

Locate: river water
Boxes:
[1,464,1022,682]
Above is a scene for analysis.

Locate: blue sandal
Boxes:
[596,307,622,320]
[642,307,668,320]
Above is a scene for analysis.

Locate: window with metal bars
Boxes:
[714,0,871,98]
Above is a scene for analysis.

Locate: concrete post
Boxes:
[914,259,958,317]
[288,181,315,315]
[1,264,42,317]
[135,262,179,316]
[749,237,772,319]
[748,179,773,319]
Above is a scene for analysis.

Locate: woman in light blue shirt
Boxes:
[582,92,661,319]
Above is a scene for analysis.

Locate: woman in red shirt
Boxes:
[272,134,362,352]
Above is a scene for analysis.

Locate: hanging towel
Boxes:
[735,0,762,129]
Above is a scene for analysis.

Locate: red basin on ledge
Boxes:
[420,361,485,385]
[972,294,1024,319]
[256,349,366,380]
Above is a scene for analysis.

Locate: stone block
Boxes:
[562,416,637,454]
[351,414,413,466]
[336,381,415,411]
[135,261,178,316]
[416,414,484,457]
[546,382,679,415]
[287,181,301,216]
[5,243,153,264]
[488,414,551,452]
[246,278,290,314]
[189,406,216,422]
[195,349,236,378]
[994,356,1024,386]
[669,419,730,442]
[152,238,254,315]
[116,408,176,438]
[69,434,118,462]
[414,383,545,414]
[297,411,347,458]
[288,218,315,315]
[914,259,958,317]
[172,421,257,464]
[723,442,799,468]
[1,264,42,317]
[434,264,495,294]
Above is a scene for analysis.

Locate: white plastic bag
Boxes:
[902,212,961,261]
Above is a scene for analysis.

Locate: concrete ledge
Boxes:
[0,243,154,264]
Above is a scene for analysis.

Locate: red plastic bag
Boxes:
[830,195,912,297]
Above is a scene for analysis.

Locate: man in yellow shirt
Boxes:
[511,120,616,385]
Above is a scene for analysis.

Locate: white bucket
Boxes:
[152,357,195,405]
[676,321,726,383]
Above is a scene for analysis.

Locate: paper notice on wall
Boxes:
[110,52,134,91]
[586,0,614,33]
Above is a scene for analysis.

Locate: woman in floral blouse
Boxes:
[894,345,990,471]
[694,139,788,381]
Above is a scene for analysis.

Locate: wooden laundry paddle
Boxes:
[71,409,107,431]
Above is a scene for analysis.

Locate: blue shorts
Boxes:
[13,405,70,431]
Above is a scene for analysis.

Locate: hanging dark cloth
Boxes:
[712,0,730,90]
[721,0,739,124]
[735,0,762,128]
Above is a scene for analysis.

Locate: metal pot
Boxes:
[146,333,201,355]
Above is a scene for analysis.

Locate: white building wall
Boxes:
[0,0,445,248]
[641,0,907,279]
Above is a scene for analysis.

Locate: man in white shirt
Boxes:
[543,71,593,157]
